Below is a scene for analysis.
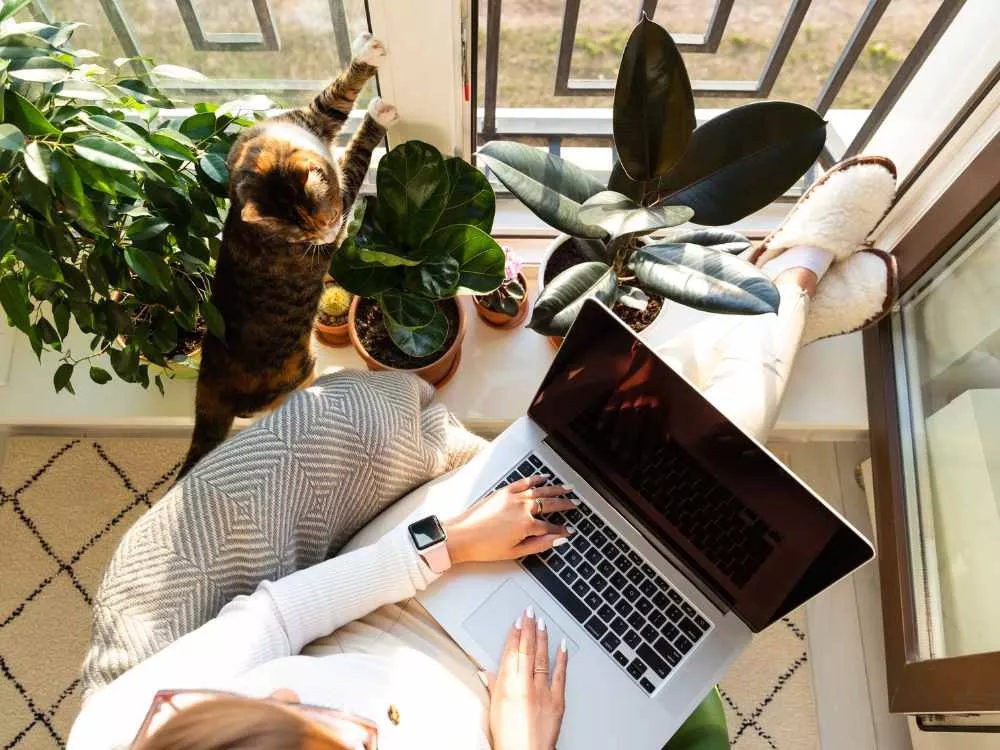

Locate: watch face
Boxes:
[409,516,446,551]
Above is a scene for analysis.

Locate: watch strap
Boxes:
[420,539,451,574]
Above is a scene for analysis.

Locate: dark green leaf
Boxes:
[0,219,15,253]
[89,365,112,384]
[662,228,752,255]
[200,300,225,340]
[528,261,617,337]
[35,316,58,344]
[72,158,117,195]
[423,224,505,294]
[124,247,171,289]
[16,169,51,221]
[437,157,495,233]
[578,191,693,239]
[352,215,420,267]
[0,123,25,151]
[614,16,695,180]
[148,130,197,161]
[73,135,149,173]
[379,289,436,327]
[27,326,43,360]
[329,237,401,297]
[154,373,164,395]
[51,151,102,234]
[14,240,62,280]
[384,307,449,358]
[0,275,30,331]
[79,113,150,151]
[3,89,59,135]
[629,242,779,315]
[24,140,52,184]
[655,102,827,225]
[478,141,605,238]
[126,216,170,241]
[404,255,460,299]
[607,160,644,203]
[179,111,216,140]
[53,362,74,393]
[53,300,69,338]
[375,140,449,249]
[196,153,228,197]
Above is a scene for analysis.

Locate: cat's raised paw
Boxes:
[353,32,387,67]
[369,97,399,128]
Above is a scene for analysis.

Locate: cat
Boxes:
[176,33,399,480]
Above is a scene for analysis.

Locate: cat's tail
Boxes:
[175,389,236,482]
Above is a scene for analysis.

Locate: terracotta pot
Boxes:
[348,297,466,388]
[314,316,350,347]
[474,273,530,329]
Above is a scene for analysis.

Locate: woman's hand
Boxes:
[443,476,576,564]
[486,608,568,750]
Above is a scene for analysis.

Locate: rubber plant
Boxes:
[0,2,248,393]
[478,14,828,337]
[330,139,505,359]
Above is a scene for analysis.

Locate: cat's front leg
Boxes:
[353,31,387,68]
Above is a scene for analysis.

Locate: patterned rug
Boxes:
[0,434,818,749]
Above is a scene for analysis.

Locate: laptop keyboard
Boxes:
[493,453,714,696]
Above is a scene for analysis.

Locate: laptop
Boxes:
[417,298,874,748]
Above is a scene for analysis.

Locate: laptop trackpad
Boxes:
[463,579,580,670]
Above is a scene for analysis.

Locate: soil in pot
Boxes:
[543,238,663,333]
[171,320,206,358]
[355,297,460,370]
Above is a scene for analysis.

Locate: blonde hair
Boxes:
[133,696,352,750]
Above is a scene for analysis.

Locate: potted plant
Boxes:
[331,140,505,386]
[479,15,828,339]
[474,248,529,329]
[314,281,353,347]
[0,7,241,394]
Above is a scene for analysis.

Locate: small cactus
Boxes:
[318,284,353,325]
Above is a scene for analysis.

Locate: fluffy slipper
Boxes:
[751,155,897,266]
[801,248,898,344]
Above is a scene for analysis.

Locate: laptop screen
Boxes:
[528,299,873,631]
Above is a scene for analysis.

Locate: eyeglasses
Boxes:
[131,689,379,749]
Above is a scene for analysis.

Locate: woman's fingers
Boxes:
[551,637,569,699]
[500,619,521,675]
[507,474,549,494]
[531,497,578,516]
[529,519,570,537]
[513,532,571,557]
[517,607,537,674]
[519,484,576,500]
[533,617,550,688]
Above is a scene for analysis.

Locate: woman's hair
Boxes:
[133,696,352,750]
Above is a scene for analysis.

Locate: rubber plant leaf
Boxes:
[528,261,618,337]
[661,228,753,255]
[578,191,693,240]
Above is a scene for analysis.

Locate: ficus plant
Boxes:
[330,140,505,358]
[479,14,828,337]
[0,2,249,394]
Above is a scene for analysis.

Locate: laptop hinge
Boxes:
[543,433,734,617]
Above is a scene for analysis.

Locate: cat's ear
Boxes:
[241,201,263,223]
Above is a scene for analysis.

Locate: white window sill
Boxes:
[0,268,868,439]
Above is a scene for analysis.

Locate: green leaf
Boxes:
[614,15,695,181]
[53,301,70,338]
[79,113,150,151]
[607,160,645,203]
[154,373,164,395]
[126,216,170,241]
[329,237,401,297]
[3,89,58,135]
[404,256,460,299]
[53,362,74,394]
[51,151,102,235]
[0,123,25,151]
[148,130,196,161]
[89,365,112,384]
[379,289,436,327]
[662,228,752,255]
[71,158,116,195]
[0,275,30,332]
[179,111,216,140]
[528,261,618,337]
[52,79,111,101]
[437,157,495,233]
[73,135,149,173]
[23,141,52,185]
[16,169,51,221]
[384,307,449,358]
[151,64,207,81]
[578,191,693,239]
[0,0,33,23]
[14,240,62,280]
[0,219,15,253]
[655,102,827,225]
[423,224,505,294]
[35,317,58,344]
[7,55,70,82]
[200,299,224,340]
[124,247,171,289]
[196,153,228,196]
[375,140,450,249]
[478,141,606,238]
[629,242,779,315]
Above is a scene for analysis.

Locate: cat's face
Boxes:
[237,150,343,245]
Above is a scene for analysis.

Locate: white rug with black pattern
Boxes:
[0,434,818,749]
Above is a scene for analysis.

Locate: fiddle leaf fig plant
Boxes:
[0,8,254,393]
[330,140,505,358]
[479,14,828,337]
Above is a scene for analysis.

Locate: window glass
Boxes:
[893,200,1000,660]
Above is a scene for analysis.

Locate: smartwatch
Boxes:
[408,515,452,574]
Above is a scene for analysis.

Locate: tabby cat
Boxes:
[176,33,398,479]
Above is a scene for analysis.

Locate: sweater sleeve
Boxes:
[68,523,439,750]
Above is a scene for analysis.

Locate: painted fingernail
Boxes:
[552,537,570,548]
[560,638,568,653]
[565,525,576,534]
[515,615,523,629]
[526,605,535,619]
[562,484,575,491]
[537,617,546,632]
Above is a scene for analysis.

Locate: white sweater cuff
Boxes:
[260,523,441,653]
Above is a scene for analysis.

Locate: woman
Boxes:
[69,156,897,750]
